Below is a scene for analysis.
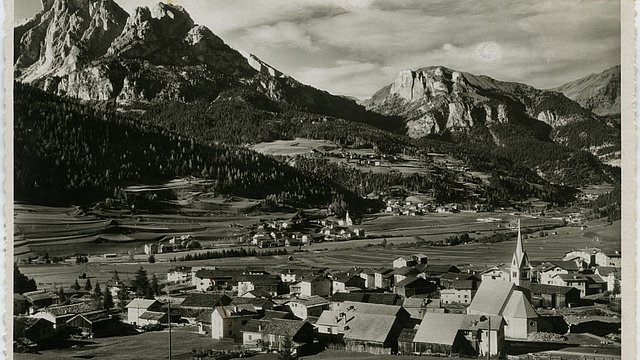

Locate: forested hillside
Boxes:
[14,83,374,211]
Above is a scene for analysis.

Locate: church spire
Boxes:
[510,217,531,288]
[515,218,524,259]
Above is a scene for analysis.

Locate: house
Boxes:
[538,261,581,285]
[412,312,505,356]
[65,310,118,338]
[440,272,480,290]
[332,301,410,320]
[402,297,443,319]
[14,293,29,315]
[373,268,394,289]
[144,243,158,255]
[278,268,316,283]
[230,297,274,314]
[365,293,404,306]
[466,280,538,339]
[285,296,330,320]
[23,291,60,312]
[241,288,273,299]
[441,280,477,305]
[392,256,417,269]
[316,310,405,355]
[193,268,243,292]
[241,319,268,348]
[289,276,331,297]
[394,277,437,298]
[14,317,55,345]
[253,318,315,353]
[32,301,101,328]
[358,271,376,289]
[125,298,163,325]
[200,305,257,341]
[392,267,420,285]
[529,283,581,309]
[328,292,404,310]
[238,275,287,297]
[420,264,461,283]
[562,248,621,268]
[414,254,429,265]
[158,243,174,253]
[332,274,366,294]
[167,266,192,283]
[480,267,510,282]
[550,274,607,297]
[595,266,621,293]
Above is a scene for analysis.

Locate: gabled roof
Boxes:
[237,274,282,285]
[414,313,503,345]
[530,283,578,295]
[466,280,515,315]
[212,305,257,319]
[395,276,431,288]
[262,310,292,320]
[402,297,440,309]
[502,290,538,319]
[329,292,366,303]
[540,261,580,272]
[450,279,476,290]
[334,301,403,316]
[42,301,101,317]
[596,266,621,277]
[67,310,112,324]
[365,293,403,306]
[181,293,231,308]
[392,267,419,276]
[243,288,273,298]
[440,272,476,281]
[421,264,460,274]
[286,296,329,308]
[126,298,160,310]
[231,297,272,308]
[343,313,398,343]
[139,311,166,321]
[262,318,308,337]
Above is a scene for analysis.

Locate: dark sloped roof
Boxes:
[181,293,231,308]
[329,292,366,303]
[263,319,307,337]
[241,319,264,333]
[287,296,329,307]
[398,328,418,342]
[530,283,578,295]
[395,276,431,288]
[262,310,291,320]
[196,310,213,324]
[237,274,282,285]
[140,311,166,320]
[41,301,100,317]
[231,297,272,308]
[365,293,403,306]
[422,264,460,274]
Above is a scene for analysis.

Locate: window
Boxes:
[228,330,232,336]
[242,320,248,325]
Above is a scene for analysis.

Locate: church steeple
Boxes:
[511,218,531,288]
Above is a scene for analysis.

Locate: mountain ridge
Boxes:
[553,65,620,117]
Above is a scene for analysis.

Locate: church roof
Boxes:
[502,289,538,319]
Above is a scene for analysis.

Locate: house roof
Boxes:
[467,280,515,316]
[502,290,538,319]
[41,301,101,317]
[395,276,430,288]
[554,274,589,283]
[398,328,418,342]
[196,310,213,324]
[334,301,402,316]
[126,298,160,310]
[24,292,59,302]
[181,293,231,308]
[530,283,578,295]
[596,267,621,277]
[286,296,329,308]
[414,313,503,345]
[241,319,265,333]
[262,310,292,320]
[451,279,476,290]
[231,297,272,308]
[392,267,419,276]
[402,297,440,309]
[237,274,282,285]
[67,310,111,324]
[440,272,476,281]
[212,305,257,320]
[14,316,44,329]
[139,311,166,321]
[343,313,398,343]
[365,293,403,306]
[329,292,366,303]
[262,319,308,337]
[541,261,580,272]
[421,264,460,274]
[243,289,273,298]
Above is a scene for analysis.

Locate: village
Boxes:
[14,221,622,359]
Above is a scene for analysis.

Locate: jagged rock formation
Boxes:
[554,65,620,117]
[365,66,595,138]
[15,0,254,102]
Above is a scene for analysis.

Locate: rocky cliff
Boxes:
[365,66,595,138]
[554,65,620,117]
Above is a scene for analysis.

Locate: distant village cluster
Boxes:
[14,223,621,357]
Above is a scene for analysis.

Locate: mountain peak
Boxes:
[15,0,128,82]
[554,65,620,117]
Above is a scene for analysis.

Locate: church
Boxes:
[467,220,539,339]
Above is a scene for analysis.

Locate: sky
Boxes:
[15,0,620,99]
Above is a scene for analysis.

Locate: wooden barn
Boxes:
[66,310,118,338]
[530,283,580,309]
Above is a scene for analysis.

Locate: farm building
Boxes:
[285,296,330,320]
[230,297,273,314]
[125,298,163,325]
[256,319,315,353]
[14,317,55,345]
[65,310,118,338]
[23,291,60,311]
[289,275,331,297]
[529,283,580,309]
[397,328,418,355]
[412,312,505,356]
[138,311,167,327]
[194,268,244,292]
[373,268,395,289]
[480,267,510,282]
[394,277,437,298]
[332,301,410,320]
[419,264,461,282]
[32,301,101,328]
[358,271,376,289]
[180,293,232,312]
[440,272,480,289]
[391,267,420,285]
[440,279,478,305]
[466,280,538,339]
